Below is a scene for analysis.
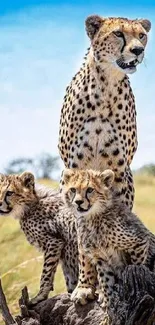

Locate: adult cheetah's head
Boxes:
[62,168,114,217]
[86,15,151,74]
[0,172,37,219]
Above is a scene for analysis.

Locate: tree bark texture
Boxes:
[0,266,155,325]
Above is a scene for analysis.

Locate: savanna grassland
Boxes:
[0,174,155,324]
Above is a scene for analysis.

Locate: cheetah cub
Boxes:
[62,168,155,311]
[0,172,79,304]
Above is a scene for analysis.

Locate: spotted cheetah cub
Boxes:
[0,172,78,304]
[62,168,155,311]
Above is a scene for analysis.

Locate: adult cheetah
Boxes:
[59,15,151,209]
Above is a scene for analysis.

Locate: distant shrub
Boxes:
[135,164,155,176]
[4,153,59,179]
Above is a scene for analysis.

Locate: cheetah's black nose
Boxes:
[75,200,84,206]
[130,46,144,56]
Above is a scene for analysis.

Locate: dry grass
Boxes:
[134,174,155,232]
[0,175,155,324]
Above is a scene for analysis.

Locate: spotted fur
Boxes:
[0,172,79,304]
[62,168,155,315]
[59,15,151,210]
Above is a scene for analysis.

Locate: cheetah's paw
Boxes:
[29,293,48,306]
[71,286,95,305]
[97,291,109,312]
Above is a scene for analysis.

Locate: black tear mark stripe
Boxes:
[4,183,10,205]
[121,34,126,53]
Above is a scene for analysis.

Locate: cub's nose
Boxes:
[75,200,84,206]
[130,46,144,56]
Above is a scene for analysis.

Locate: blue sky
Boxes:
[0,0,155,175]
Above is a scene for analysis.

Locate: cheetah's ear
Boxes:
[100,169,114,188]
[0,173,4,181]
[62,169,75,184]
[20,172,35,189]
[85,15,104,39]
[138,19,151,32]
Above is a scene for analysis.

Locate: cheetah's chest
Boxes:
[71,117,124,170]
[80,226,125,269]
[84,239,124,269]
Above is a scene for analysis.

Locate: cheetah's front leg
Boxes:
[30,238,63,305]
[96,259,115,317]
[61,243,79,293]
[71,247,97,305]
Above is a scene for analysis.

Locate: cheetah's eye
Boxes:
[86,187,94,194]
[6,191,14,197]
[113,31,124,38]
[70,187,76,194]
[139,33,146,39]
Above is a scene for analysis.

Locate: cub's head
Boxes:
[62,168,114,216]
[86,15,151,74]
[0,172,36,218]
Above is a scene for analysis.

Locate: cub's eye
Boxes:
[86,187,94,194]
[113,31,124,38]
[139,33,146,39]
[6,191,14,196]
[70,187,76,193]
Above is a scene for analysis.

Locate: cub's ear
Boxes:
[138,19,151,32]
[100,169,114,188]
[0,173,4,181]
[20,172,35,188]
[85,15,104,39]
[62,169,75,184]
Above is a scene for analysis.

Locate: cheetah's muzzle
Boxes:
[116,58,139,70]
[77,206,91,213]
[0,208,12,215]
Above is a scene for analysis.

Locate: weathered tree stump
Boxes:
[0,280,15,325]
[1,265,155,325]
[110,265,155,325]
